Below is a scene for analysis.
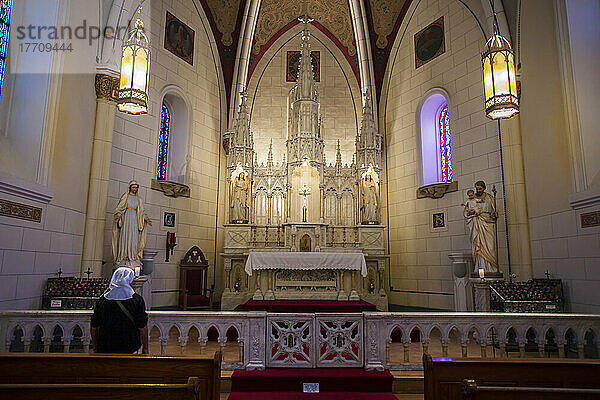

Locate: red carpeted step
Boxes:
[228,392,397,400]
[231,368,393,393]
[234,299,377,313]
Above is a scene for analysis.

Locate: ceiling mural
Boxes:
[252,0,356,56]
[369,0,408,49]
[197,0,246,113]
[364,0,412,100]
[248,0,359,84]
[205,0,243,47]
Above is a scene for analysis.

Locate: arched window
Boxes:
[438,104,452,182]
[0,0,13,99]
[417,89,453,187]
[157,102,170,180]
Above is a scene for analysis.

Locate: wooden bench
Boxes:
[0,351,221,400]
[423,353,600,400]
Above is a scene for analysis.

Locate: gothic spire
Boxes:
[267,139,274,168]
[356,88,381,174]
[297,15,315,100]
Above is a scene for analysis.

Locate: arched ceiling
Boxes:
[197,0,414,114]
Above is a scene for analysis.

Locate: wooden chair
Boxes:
[0,351,221,400]
[179,246,214,310]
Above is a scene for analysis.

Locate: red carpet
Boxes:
[234,300,377,313]
[228,392,396,399]
[228,368,395,400]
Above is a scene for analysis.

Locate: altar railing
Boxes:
[1,311,598,370]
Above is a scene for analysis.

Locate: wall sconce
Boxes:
[165,231,177,262]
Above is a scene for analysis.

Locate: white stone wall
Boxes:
[0,0,97,309]
[382,0,507,309]
[520,0,600,313]
[248,25,361,166]
[103,0,227,308]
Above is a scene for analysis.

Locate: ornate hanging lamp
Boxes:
[482,26,518,119]
[118,19,150,115]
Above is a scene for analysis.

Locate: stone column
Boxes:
[498,116,533,279]
[81,74,119,276]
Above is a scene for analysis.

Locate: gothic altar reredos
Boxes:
[221,25,387,310]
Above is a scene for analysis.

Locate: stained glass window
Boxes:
[0,0,13,99]
[157,102,170,180]
[439,104,452,182]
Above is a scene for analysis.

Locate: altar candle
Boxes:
[478,267,485,279]
[134,267,141,277]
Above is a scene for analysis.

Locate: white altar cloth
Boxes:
[245,252,367,277]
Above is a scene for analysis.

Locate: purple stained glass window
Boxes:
[0,0,12,100]
[439,104,452,182]
[157,103,170,180]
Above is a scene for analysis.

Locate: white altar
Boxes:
[245,252,367,301]
[245,252,367,276]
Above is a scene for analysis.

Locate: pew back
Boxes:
[423,354,600,400]
[0,351,221,400]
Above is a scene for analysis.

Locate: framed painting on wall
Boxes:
[414,16,445,69]
[164,11,195,65]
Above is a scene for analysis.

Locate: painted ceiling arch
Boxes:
[194,0,415,112]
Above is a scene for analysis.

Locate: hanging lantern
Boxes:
[482,26,518,119]
[118,19,150,115]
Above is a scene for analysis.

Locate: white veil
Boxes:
[104,267,135,301]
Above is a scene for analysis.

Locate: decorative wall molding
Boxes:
[580,210,600,228]
[0,172,54,203]
[151,179,191,197]
[0,198,42,223]
[94,74,119,102]
[416,181,458,199]
[568,185,600,209]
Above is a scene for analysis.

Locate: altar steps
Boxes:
[234,299,377,313]
[226,368,398,400]
[221,370,424,399]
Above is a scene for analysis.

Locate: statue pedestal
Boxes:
[448,253,474,311]
[131,276,152,310]
[470,274,503,312]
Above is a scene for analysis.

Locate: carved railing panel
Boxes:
[316,314,363,367]
[267,314,314,368]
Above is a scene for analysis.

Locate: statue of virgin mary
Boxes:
[112,180,152,268]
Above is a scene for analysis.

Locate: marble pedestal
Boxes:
[470,274,504,312]
[132,276,152,310]
[448,253,474,311]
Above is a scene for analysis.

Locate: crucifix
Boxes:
[299,185,311,222]
[545,270,551,279]
[84,267,93,279]
[57,267,63,278]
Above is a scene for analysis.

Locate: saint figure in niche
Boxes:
[230,168,250,223]
[360,166,380,224]
[463,180,499,275]
[112,180,152,269]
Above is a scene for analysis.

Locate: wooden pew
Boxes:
[423,353,600,400]
[0,351,221,400]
